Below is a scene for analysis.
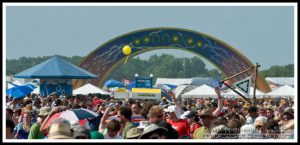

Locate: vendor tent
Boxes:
[13,56,97,97]
[73,83,111,95]
[266,85,294,97]
[173,84,197,99]
[182,84,217,98]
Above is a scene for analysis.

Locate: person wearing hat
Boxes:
[73,126,90,139]
[165,105,190,138]
[48,118,73,139]
[160,96,169,106]
[254,116,268,138]
[126,127,143,139]
[139,124,168,139]
[185,111,201,138]
[193,107,216,139]
[28,107,51,139]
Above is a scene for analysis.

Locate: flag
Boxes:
[233,76,251,97]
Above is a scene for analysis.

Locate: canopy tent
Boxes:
[155,77,215,86]
[265,77,294,87]
[73,83,111,95]
[266,85,294,97]
[153,84,177,91]
[14,56,97,79]
[104,79,125,88]
[182,84,218,98]
[172,84,197,99]
[224,87,266,98]
[13,56,97,97]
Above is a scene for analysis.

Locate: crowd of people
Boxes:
[5,86,295,140]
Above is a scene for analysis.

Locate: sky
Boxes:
[4,3,296,70]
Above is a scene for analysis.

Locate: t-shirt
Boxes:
[190,123,201,138]
[122,121,135,138]
[28,123,44,139]
[193,126,210,139]
[167,119,190,138]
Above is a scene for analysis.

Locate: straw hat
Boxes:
[126,127,143,139]
[139,124,167,139]
[38,107,51,116]
[48,118,72,139]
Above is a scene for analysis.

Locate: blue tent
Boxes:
[14,56,97,79]
[104,79,125,88]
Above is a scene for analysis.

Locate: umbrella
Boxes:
[6,85,34,99]
[42,112,63,130]
[42,108,98,130]
[59,108,98,121]
[104,79,125,88]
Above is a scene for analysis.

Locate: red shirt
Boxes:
[167,119,190,137]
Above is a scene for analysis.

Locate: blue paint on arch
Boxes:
[73,27,271,93]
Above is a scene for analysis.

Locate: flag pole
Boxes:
[253,63,260,107]
[221,66,255,82]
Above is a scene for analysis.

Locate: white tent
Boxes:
[267,85,294,97]
[224,87,265,98]
[172,84,197,99]
[73,83,111,95]
[182,84,218,98]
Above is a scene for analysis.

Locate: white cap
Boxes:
[180,111,191,120]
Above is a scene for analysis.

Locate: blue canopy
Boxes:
[6,85,34,99]
[14,56,97,79]
[104,79,125,88]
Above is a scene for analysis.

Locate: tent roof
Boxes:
[267,85,294,97]
[14,56,97,79]
[182,84,217,98]
[173,84,197,99]
[265,77,294,86]
[155,77,215,86]
[73,83,110,95]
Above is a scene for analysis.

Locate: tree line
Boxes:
[6,55,294,81]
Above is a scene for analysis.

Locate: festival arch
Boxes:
[73,27,271,93]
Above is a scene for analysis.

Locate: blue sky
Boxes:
[5,4,295,70]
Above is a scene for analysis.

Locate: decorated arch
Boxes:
[73,27,271,93]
